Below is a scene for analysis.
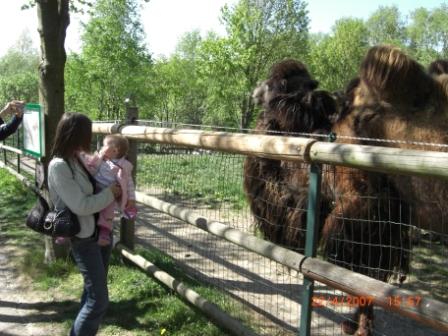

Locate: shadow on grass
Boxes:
[0,298,147,331]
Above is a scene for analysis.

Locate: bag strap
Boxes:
[76,158,97,191]
[76,157,100,224]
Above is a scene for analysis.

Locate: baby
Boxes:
[80,134,137,246]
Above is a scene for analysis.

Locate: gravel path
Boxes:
[0,240,64,336]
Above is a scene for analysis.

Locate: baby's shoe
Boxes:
[97,228,111,246]
[124,206,137,220]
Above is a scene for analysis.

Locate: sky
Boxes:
[0,0,447,58]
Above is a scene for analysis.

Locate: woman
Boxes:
[48,113,121,336]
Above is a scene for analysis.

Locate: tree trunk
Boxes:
[37,0,70,263]
[240,94,255,130]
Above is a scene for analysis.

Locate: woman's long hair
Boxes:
[51,113,92,161]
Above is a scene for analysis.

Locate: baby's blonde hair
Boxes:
[104,134,129,158]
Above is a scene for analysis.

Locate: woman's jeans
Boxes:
[69,235,112,336]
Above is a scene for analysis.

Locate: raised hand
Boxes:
[0,100,25,118]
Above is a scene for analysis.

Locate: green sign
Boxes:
[23,103,45,158]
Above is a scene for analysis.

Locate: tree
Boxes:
[33,0,71,263]
[148,31,207,124]
[19,0,93,262]
[65,0,152,120]
[36,0,69,158]
[407,5,448,64]
[365,6,407,47]
[20,0,92,157]
[0,31,39,105]
[172,32,208,125]
[308,18,368,92]
[198,0,310,128]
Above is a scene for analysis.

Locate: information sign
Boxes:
[23,103,45,158]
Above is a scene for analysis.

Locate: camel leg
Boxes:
[355,304,374,336]
[341,304,373,336]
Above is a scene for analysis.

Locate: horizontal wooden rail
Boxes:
[0,143,24,155]
[309,142,448,179]
[116,243,258,336]
[135,191,448,333]
[93,123,317,162]
[93,123,448,180]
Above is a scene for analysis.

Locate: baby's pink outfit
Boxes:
[80,152,137,245]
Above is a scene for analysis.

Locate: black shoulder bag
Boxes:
[26,160,81,237]
[26,194,80,237]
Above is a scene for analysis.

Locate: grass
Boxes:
[0,168,252,336]
[404,240,448,302]
[137,153,247,210]
[0,169,35,221]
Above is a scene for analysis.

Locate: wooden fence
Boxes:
[92,121,448,335]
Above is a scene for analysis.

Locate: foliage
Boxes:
[0,32,39,106]
[11,1,448,128]
[365,6,407,47]
[407,5,448,64]
[197,0,310,128]
[148,31,207,123]
[308,18,368,91]
[21,0,93,13]
[196,34,246,127]
[145,0,311,128]
[64,0,153,120]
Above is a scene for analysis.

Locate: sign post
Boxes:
[23,103,45,159]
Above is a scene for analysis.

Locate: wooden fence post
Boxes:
[119,98,138,250]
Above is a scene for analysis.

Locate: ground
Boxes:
[0,207,446,336]
[0,239,65,336]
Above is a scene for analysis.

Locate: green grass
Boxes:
[405,240,448,302]
[0,167,252,336]
[137,153,247,210]
[0,170,35,221]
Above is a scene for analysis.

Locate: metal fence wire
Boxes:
[118,123,447,336]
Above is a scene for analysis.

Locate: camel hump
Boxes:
[360,45,434,107]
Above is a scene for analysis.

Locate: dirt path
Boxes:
[0,241,64,336]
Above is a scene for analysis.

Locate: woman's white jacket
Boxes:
[48,157,114,238]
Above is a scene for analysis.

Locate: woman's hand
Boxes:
[110,184,122,199]
[0,100,25,118]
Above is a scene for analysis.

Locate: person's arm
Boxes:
[121,159,136,201]
[0,100,25,141]
[0,115,22,141]
[49,160,115,216]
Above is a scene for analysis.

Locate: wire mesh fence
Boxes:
[132,142,302,335]
[116,123,447,336]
